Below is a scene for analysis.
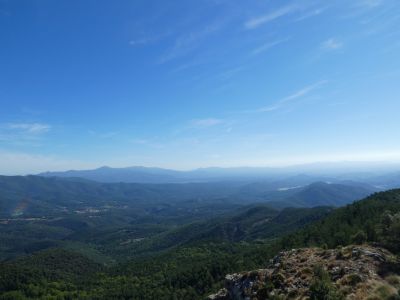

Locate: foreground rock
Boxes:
[209,245,400,300]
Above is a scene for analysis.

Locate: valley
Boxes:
[0,170,399,299]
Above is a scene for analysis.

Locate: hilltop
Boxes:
[208,189,400,299]
[209,245,400,299]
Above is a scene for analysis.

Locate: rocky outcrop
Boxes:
[208,245,400,299]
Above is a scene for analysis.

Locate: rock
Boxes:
[352,247,386,262]
[208,245,398,300]
[208,288,228,300]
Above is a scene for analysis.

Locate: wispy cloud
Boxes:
[6,123,51,134]
[129,32,167,47]
[245,5,297,29]
[190,118,224,128]
[217,66,244,81]
[0,123,51,146]
[159,22,224,63]
[252,37,290,55]
[255,81,328,113]
[294,7,328,22]
[357,0,384,8]
[171,60,206,73]
[341,0,388,20]
[321,38,343,50]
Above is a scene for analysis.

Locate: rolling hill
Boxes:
[0,175,377,219]
[1,186,399,299]
[284,181,376,207]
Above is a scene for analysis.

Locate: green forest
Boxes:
[1,189,400,299]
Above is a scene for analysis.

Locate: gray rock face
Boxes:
[208,245,399,300]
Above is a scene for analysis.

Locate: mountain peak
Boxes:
[96,166,111,170]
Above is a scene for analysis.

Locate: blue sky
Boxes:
[1,0,400,174]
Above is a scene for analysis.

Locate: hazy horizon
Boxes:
[2,159,400,177]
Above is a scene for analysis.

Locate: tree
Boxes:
[351,230,367,245]
[379,212,400,253]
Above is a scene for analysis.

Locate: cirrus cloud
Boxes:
[7,123,51,134]
[245,5,298,29]
[321,38,343,50]
[191,118,224,128]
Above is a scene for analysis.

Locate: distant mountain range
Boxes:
[39,166,186,183]
[38,165,400,187]
[39,165,310,183]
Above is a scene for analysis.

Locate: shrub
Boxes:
[385,275,400,287]
[309,265,344,300]
[344,274,363,286]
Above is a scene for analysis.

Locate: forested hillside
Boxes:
[281,189,400,252]
[1,189,399,299]
[0,174,375,262]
